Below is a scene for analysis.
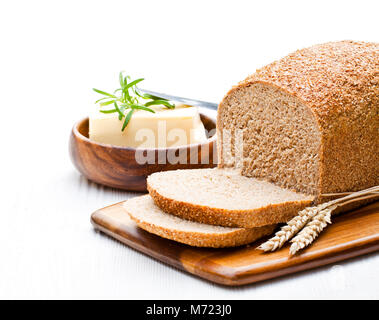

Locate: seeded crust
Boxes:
[124,195,276,248]
[147,169,314,228]
[218,40,379,199]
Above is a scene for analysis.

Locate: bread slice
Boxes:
[147,168,314,228]
[123,195,275,248]
[217,41,379,199]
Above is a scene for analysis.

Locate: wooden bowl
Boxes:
[69,113,217,192]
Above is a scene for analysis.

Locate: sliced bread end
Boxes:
[123,195,275,248]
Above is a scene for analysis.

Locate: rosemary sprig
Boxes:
[93,72,175,131]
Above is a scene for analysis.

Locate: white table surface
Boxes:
[1,0,378,299]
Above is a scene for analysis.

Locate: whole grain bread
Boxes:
[123,195,275,248]
[217,40,379,200]
[147,168,314,228]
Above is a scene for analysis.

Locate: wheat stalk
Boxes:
[257,186,379,254]
[289,193,379,255]
[257,203,328,252]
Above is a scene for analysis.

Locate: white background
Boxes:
[0,0,378,299]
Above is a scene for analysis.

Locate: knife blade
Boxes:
[138,88,218,110]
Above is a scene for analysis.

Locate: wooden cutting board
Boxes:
[91,201,379,286]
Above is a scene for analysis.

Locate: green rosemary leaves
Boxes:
[93,72,175,131]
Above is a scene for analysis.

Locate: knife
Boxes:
[138,88,218,110]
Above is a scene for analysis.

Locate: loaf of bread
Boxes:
[125,41,378,248]
[123,195,275,247]
[147,168,313,227]
[217,41,379,199]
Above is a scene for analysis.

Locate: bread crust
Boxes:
[147,182,312,228]
[218,40,379,197]
[129,215,275,248]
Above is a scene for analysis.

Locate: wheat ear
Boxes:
[257,203,328,252]
[289,205,336,255]
[257,186,379,253]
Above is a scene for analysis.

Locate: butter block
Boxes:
[89,104,207,148]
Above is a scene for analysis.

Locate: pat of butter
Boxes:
[89,104,207,148]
